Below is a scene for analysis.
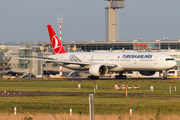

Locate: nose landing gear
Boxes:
[162,70,167,80]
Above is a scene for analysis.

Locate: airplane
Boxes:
[14,25,177,80]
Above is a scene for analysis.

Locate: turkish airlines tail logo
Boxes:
[47,25,66,54]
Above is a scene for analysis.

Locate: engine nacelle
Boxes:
[89,64,108,77]
[139,71,156,76]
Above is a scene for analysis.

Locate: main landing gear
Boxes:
[87,76,99,80]
[115,72,127,79]
[162,70,167,80]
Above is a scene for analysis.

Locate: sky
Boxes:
[0,0,180,43]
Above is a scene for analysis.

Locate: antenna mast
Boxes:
[56,13,63,78]
[56,12,63,43]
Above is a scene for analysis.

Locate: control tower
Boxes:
[105,0,125,42]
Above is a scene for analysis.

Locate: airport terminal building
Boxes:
[1,38,180,77]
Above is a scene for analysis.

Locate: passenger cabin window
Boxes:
[166,58,174,61]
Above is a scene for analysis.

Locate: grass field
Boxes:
[0,78,180,118]
[0,79,180,94]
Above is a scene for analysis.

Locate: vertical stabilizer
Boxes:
[47,25,66,54]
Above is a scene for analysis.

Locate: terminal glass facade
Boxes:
[63,42,180,52]
[19,48,32,69]
[75,44,133,52]
[161,43,180,50]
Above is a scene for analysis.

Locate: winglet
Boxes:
[47,25,66,54]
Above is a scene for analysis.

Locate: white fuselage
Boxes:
[48,52,176,72]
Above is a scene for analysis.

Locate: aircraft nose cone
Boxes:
[166,61,177,69]
[173,61,177,67]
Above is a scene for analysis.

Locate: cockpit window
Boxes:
[166,58,175,61]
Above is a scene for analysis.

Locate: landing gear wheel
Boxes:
[115,73,127,79]
[115,75,118,79]
[162,76,167,80]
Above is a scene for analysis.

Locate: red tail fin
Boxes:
[47,25,66,54]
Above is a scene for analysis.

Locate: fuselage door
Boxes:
[154,56,158,65]
[86,55,93,63]
[134,58,137,65]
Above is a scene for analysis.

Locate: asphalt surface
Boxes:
[0,91,150,97]
[22,77,172,81]
[65,77,167,81]
[1,91,180,98]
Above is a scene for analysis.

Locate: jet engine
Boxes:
[139,71,156,76]
[89,64,108,77]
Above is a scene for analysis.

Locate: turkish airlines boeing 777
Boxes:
[15,25,177,79]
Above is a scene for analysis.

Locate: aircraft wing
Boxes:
[0,69,24,74]
[13,57,117,67]
[0,71,12,74]
[19,55,55,60]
